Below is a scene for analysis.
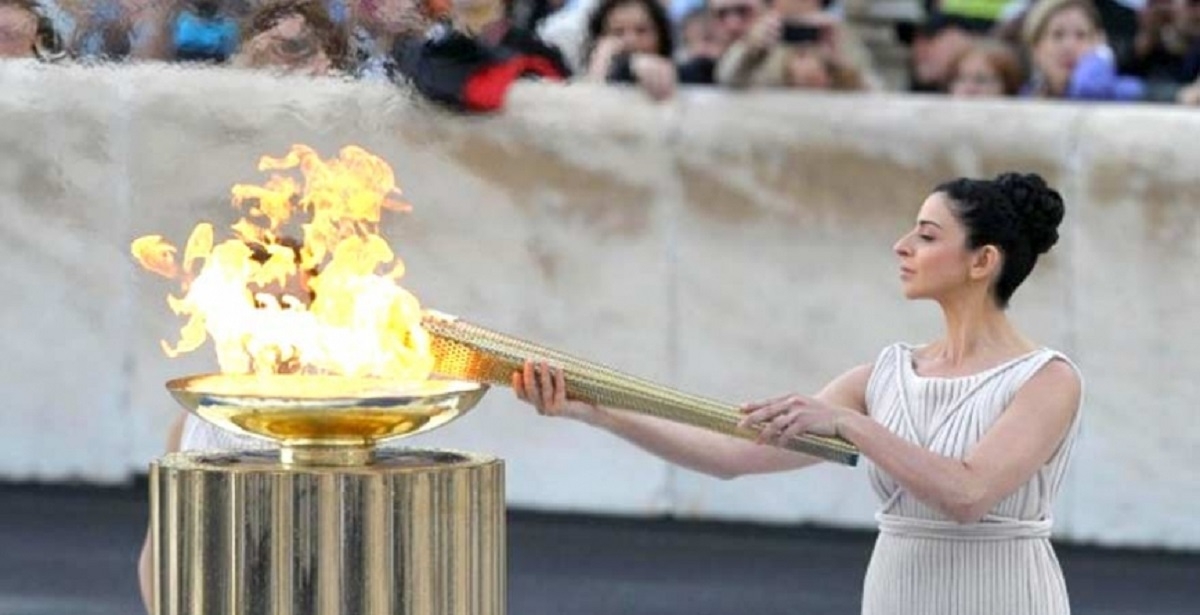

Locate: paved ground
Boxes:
[1,481,1197,615]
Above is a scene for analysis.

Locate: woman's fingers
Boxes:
[552,367,568,408]
[512,370,527,401]
[536,362,556,408]
[522,361,543,412]
[739,396,804,429]
[781,413,811,441]
[741,393,792,413]
[515,361,573,418]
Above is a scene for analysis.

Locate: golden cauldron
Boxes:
[148,375,503,615]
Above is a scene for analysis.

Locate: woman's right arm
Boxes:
[513,361,870,479]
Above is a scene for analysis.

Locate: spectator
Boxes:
[677,5,721,63]
[482,0,572,67]
[170,0,241,63]
[998,0,1142,65]
[348,0,428,79]
[709,0,763,47]
[582,0,689,99]
[948,39,1023,96]
[392,0,568,111]
[907,11,987,92]
[781,43,864,90]
[72,0,173,60]
[1123,0,1200,100]
[233,0,349,75]
[0,0,45,59]
[1021,0,1145,100]
[715,0,877,89]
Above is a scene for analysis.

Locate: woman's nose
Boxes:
[893,236,910,256]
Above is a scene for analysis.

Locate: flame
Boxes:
[131,145,432,381]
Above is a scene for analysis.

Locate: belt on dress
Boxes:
[876,513,1052,541]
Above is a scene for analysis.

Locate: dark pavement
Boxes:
[1,481,1197,615]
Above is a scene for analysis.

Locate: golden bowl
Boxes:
[166,374,488,465]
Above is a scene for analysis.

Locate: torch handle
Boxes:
[423,314,860,466]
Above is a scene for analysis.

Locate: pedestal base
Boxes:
[149,449,505,615]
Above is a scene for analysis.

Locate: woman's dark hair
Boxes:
[243,0,349,70]
[936,172,1065,308]
[585,0,674,60]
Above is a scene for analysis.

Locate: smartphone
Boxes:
[781,22,823,44]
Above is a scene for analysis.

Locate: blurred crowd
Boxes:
[3,0,1200,109]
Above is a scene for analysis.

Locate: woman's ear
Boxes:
[970,245,1002,282]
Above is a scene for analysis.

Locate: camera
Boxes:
[781,22,823,45]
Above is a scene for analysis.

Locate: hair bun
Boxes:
[994,173,1064,255]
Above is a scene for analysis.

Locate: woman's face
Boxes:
[0,5,37,59]
[784,47,832,89]
[774,0,821,19]
[242,14,332,76]
[365,0,420,34]
[1033,7,1098,95]
[949,51,1005,97]
[1176,0,1200,39]
[681,13,723,59]
[893,194,981,301]
[604,2,659,55]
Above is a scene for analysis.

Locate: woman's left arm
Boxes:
[745,360,1081,523]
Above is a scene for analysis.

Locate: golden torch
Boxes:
[422,313,859,466]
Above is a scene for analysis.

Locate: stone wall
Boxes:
[2,62,1197,549]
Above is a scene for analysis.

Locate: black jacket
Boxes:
[393,24,570,112]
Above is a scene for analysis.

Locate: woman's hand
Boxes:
[630,54,678,101]
[586,35,626,79]
[746,12,782,52]
[1179,81,1200,105]
[738,393,855,446]
[512,361,607,425]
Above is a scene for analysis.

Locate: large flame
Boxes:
[132,145,433,381]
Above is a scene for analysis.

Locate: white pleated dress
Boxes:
[861,343,1082,615]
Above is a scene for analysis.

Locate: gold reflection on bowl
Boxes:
[166,374,488,462]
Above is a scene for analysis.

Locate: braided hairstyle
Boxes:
[935,173,1065,308]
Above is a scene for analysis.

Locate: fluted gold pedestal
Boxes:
[149,448,505,615]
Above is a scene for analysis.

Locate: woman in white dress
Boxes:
[515,172,1083,615]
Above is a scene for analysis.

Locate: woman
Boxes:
[347,0,424,79]
[233,0,349,75]
[715,0,878,90]
[515,172,1083,615]
[780,43,864,91]
[1021,0,1144,100]
[948,39,1023,97]
[582,0,697,100]
[70,0,174,60]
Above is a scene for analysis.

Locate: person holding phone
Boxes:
[714,0,876,90]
